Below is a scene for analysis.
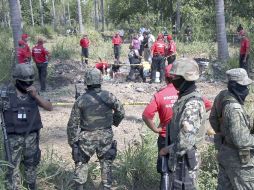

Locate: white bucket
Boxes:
[155,72,160,83]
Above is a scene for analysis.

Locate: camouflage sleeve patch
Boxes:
[177,98,205,155]
[224,103,254,148]
[67,100,81,146]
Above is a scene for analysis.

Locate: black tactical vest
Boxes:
[128,50,140,65]
[2,84,43,134]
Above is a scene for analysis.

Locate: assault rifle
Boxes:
[0,89,12,164]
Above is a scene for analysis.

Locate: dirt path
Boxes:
[38,61,226,163]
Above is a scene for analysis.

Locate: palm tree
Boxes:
[39,0,44,26]
[215,0,229,62]
[8,0,22,62]
[100,0,104,32]
[52,0,56,29]
[29,0,34,27]
[77,0,84,33]
[94,0,99,30]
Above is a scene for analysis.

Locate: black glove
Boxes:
[72,142,79,163]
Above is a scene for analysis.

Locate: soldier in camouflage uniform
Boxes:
[160,58,206,190]
[0,64,52,190]
[67,68,125,190]
[209,68,254,190]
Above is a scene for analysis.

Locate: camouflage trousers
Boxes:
[73,128,114,189]
[217,164,254,190]
[168,150,200,190]
[5,132,41,190]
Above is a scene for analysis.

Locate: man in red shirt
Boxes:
[150,33,167,83]
[32,38,50,91]
[166,34,177,65]
[95,58,109,75]
[21,33,31,61]
[17,40,31,64]
[239,30,250,73]
[80,34,90,64]
[143,64,213,188]
[142,64,178,188]
[112,32,122,62]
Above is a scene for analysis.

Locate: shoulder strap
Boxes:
[88,90,113,109]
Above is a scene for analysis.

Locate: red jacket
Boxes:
[112,35,122,45]
[151,39,166,56]
[17,47,30,64]
[240,37,250,55]
[166,40,176,56]
[32,44,49,63]
[95,61,109,70]
[80,38,90,48]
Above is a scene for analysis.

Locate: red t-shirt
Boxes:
[151,40,166,56]
[80,38,90,48]
[95,61,109,70]
[166,40,176,56]
[17,47,30,64]
[32,44,49,63]
[143,85,213,138]
[143,84,178,137]
[112,36,122,45]
[240,37,250,55]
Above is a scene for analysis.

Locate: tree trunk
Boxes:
[215,0,229,62]
[94,0,99,30]
[29,0,34,27]
[39,0,44,26]
[52,0,56,29]
[176,0,181,32]
[100,0,104,32]
[77,0,84,33]
[169,0,174,26]
[67,2,71,26]
[8,0,22,63]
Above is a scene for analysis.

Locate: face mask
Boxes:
[171,76,185,90]
[228,81,249,104]
[15,80,33,93]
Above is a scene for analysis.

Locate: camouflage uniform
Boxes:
[209,68,254,190]
[67,68,125,190]
[1,64,44,190]
[162,58,206,190]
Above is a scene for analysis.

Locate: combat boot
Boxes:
[75,182,84,190]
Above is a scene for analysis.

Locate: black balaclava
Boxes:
[87,84,101,90]
[228,81,249,105]
[15,80,33,93]
[171,76,196,96]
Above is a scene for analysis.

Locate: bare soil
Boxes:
[37,60,226,163]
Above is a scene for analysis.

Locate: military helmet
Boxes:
[170,58,199,81]
[84,68,102,85]
[13,64,35,82]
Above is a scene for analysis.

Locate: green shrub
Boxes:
[114,131,160,190]
[51,38,78,60]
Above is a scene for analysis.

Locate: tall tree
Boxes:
[94,0,99,30]
[77,0,84,33]
[39,0,44,26]
[52,0,56,29]
[100,0,104,32]
[29,0,34,26]
[8,0,22,63]
[67,1,71,26]
[215,0,229,62]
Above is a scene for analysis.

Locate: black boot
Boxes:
[75,182,84,190]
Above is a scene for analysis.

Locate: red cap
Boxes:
[21,34,29,40]
[157,33,164,40]
[165,64,173,78]
[167,34,172,41]
[18,40,26,46]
